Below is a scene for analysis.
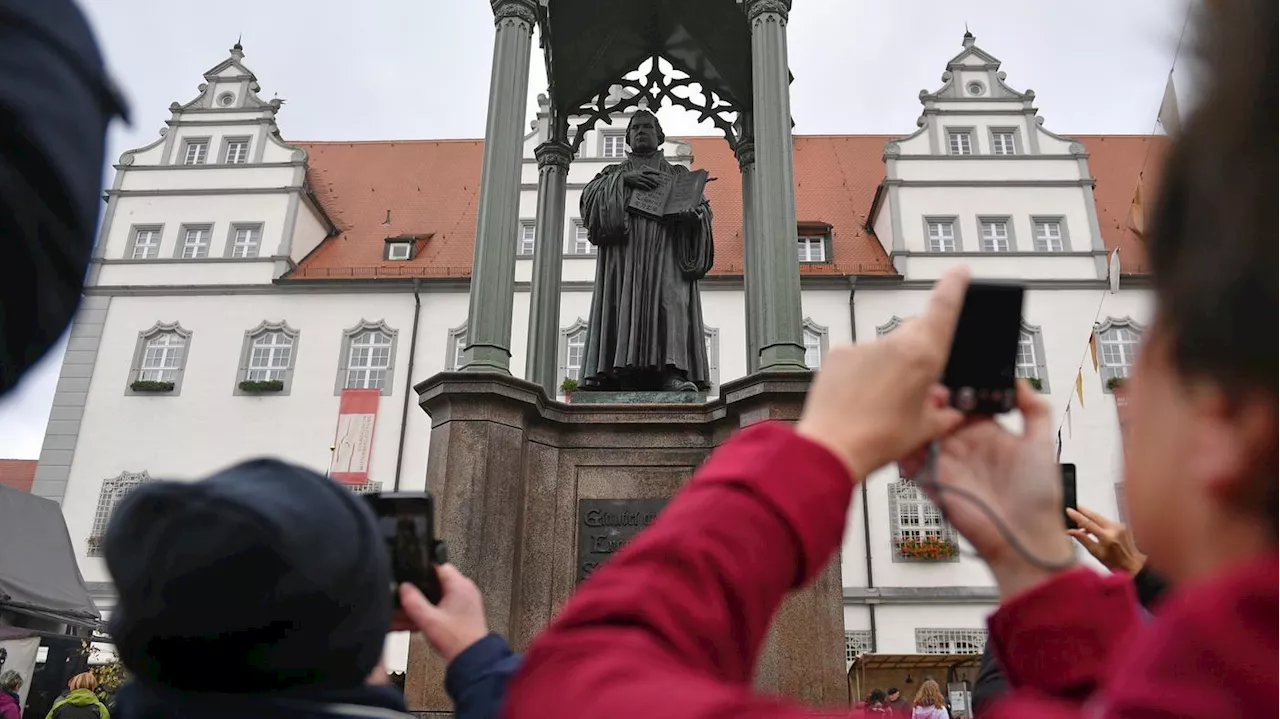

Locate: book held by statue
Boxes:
[627,170,710,220]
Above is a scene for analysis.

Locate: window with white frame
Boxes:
[347,480,384,496]
[927,220,957,252]
[128,322,192,394]
[182,138,209,165]
[602,133,626,158]
[239,322,298,391]
[844,630,872,668]
[1033,220,1066,252]
[1015,323,1050,390]
[916,628,988,655]
[991,131,1017,156]
[139,333,186,382]
[445,323,468,371]
[704,327,720,395]
[346,331,392,390]
[386,241,413,261]
[88,471,154,555]
[565,329,586,381]
[1096,319,1143,385]
[229,225,261,258]
[519,222,536,256]
[797,234,828,263]
[801,319,828,370]
[888,479,958,561]
[336,321,398,395]
[130,226,162,259]
[980,220,1010,252]
[180,226,211,259]
[569,222,595,255]
[947,130,973,155]
[224,138,250,164]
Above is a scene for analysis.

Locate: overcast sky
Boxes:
[0,0,1193,459]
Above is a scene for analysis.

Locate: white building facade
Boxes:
[33,36,1155,671]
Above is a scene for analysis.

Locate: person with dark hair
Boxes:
[971,506,1170,714]
[503,3,1276,717]
[865,689,888,714]
[885,688,909,718]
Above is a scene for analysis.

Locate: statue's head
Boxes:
[626,110,665,154]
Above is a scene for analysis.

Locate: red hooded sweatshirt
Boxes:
[504,422,1278,719]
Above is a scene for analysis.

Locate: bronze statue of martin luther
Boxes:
[577,110,715,393]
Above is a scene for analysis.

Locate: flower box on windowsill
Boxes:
[1106,376,1127,392]
[130,380,175,393]
[896,537,959,561]
[1026,377,1044,392]
[86,535,103,556]
[238,379,285,394]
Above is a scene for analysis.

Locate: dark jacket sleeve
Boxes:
[1132,565,1169,610]
[971,644,1008,716]
[446,633,521,719]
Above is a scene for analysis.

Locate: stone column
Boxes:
[524,140,573,394]
[745,0,807,372]
[460,0,537,374]
[736,135,762,374]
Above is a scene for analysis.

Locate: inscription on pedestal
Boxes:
[576,498,668,582]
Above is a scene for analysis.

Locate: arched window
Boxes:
[801,318,829,370]
[128,322,192,395]
[1095,317,1145,389]
[237,321,300,394]
[445,322,468,371]
[336,320,399,396]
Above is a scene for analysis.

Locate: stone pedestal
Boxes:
[404,371,847,715]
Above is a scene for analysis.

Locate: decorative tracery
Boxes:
[566,55,743,153]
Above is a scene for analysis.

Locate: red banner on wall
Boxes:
[330,389,380,484]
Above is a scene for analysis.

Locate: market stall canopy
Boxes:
[849,653,983,674]
[0,486,99,629]
[539,0,754,116]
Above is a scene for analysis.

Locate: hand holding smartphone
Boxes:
[941,281,1025,414]
[365,492,448,608]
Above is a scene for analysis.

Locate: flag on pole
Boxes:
[1157,74,1181,136]
[1075,370,1085,408]
[1089,333,1099,373]
[1108,247,1121,293]
[1126,180,1146,239]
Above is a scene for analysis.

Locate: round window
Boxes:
[217,92,235,107]
[966,81,985,96]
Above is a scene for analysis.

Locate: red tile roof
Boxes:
[0,459,36,492]
[290,134,1165,279]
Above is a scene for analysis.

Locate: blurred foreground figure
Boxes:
[103,460,417,719]
[0,0,126,392]
[503,2,1276,717]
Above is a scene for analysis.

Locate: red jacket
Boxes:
[504,423,1278,719]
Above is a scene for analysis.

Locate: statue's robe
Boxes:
[579,150,715,390]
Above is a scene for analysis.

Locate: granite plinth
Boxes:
[569,390,707,404]
[404,370,845,715]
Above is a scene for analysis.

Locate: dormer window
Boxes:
[947,130,973,156]
[182,138,209,165]
[386,241,412,261]
[384,235,423,261]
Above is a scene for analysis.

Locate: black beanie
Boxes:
[104,459,391,693]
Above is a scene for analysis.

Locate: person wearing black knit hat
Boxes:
[103,458,416,719]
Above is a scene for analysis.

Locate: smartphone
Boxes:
[365,492,448,606]
[941,281,1025,414]
[1061,464,1078,530]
